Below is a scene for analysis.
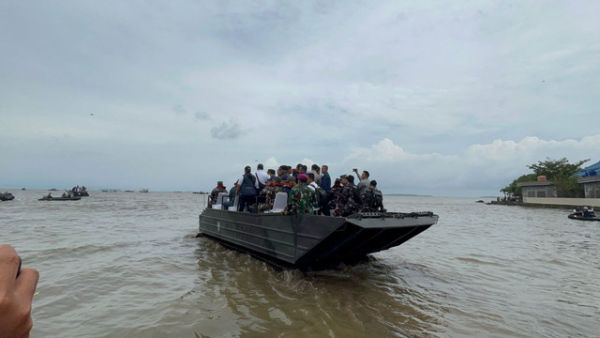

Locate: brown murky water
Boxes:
[1,191,599,337]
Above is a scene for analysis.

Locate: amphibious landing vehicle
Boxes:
[198,194,438,270]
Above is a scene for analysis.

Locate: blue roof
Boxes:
[578,160,600,177]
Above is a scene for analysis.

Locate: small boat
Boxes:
[199,206,438,271]
[0,192,15,201]
[38,196,81,201]
[568,213,600,221]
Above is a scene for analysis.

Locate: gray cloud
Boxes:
[172,104,186,115]
[194,111,210,120]
[1,1,600,194]
[210,121,243,140]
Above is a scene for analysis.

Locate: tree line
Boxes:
[501,158,589,198]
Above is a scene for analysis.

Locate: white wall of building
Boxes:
[523,197,600,207]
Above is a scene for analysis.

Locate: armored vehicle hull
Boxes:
[199,209,438,270]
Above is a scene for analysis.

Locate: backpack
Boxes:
[240,174,257,196]
[315,187,329,209]
[361,186,377,210]
[255,173,266,190]
[373,188,383,210]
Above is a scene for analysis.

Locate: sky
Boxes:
[1,1,599,196]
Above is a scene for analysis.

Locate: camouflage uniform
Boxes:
[287,183,317,215]
[327,184,342,213]
[360,186,384,212]
[259,184,284,212]
[335,183,361,216]
[209,186,227,206]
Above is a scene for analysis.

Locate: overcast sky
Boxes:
[1,1,599,196]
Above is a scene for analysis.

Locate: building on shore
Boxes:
[578,175,600,199]
[517,161,600,207]
[577,160,600,199]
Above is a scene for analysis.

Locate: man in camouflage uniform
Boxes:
[286,174,317,215]
[327,178,343,212]
[361,180,384,212]
[209,181,227,207]
[335,175,361,217]
[258,177,284,212]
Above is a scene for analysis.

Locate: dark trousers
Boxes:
[238,195,256,212]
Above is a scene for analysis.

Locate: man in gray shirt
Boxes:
[352,168,371,194]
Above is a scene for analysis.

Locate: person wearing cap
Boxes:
[236,165,258,212]
[335,174,361,217]
[209,181,227,207]
[286,174,317,215]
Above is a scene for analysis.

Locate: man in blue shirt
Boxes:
[321,165,331,192]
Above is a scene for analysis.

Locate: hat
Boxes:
[217,181,223,185]
[298,174,308,182]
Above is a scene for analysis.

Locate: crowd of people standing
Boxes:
[209,163,384,216]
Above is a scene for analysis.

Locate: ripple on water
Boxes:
[2,192,598,337]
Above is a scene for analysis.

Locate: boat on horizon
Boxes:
[0,192,15,201]
[38,196,81,201]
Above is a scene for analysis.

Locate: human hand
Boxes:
[0,245,39,338]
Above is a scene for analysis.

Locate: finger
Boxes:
[0,244,20,290]
[15,268,39,305]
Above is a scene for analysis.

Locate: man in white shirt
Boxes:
[307,173,320,191]
[255,163,269,190]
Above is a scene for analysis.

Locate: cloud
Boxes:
[210,121,243,140]
[467,135,600,162]
[264,156,280,168]
[346,138,453,162]
[172,104,186,115]
[194,111,210,120]
[1,2,600,195]
[342,135,600,195]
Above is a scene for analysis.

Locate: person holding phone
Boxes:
[352,168,371,195]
